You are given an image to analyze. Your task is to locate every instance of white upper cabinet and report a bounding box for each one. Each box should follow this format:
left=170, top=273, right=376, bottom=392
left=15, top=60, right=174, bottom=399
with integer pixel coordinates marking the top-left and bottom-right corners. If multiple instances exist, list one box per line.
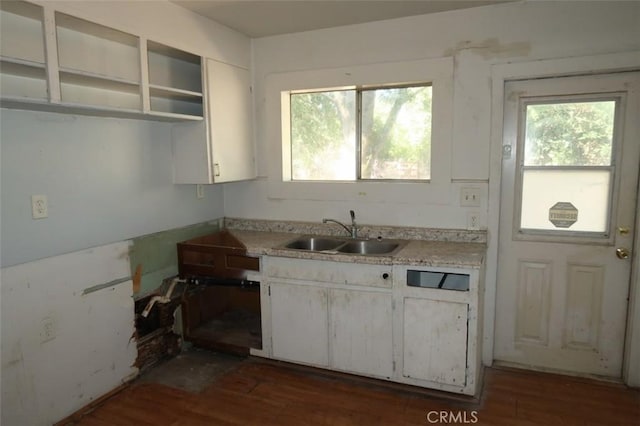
left=1, top=1, right=255, bottom=183
left=172, top=58, right=255, bottom=184
left=146, top=41, right=203, bottom=120
left=206, top=58, right=254, bottom=183
left=55, top=12, right=141, bottom=112
left=0, top=1, right=47, bottom=102
left=0, top=2, right=209, bottom=122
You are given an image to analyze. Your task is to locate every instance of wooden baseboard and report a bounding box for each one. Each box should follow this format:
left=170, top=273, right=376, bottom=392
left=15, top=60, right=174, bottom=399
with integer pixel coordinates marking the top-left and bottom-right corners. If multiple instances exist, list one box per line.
left=53, top=382, right=131, bottom=426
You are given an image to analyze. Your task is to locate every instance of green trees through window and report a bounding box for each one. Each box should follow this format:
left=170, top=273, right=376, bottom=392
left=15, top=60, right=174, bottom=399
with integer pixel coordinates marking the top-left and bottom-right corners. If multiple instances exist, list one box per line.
left=290, top=85, right=432, bottom=181
left=524, top=101, right=615, bottom=167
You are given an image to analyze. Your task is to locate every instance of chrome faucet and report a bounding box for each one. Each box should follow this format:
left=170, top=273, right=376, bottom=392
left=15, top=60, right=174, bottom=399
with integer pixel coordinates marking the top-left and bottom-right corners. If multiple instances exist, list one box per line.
left=323, top=210, right=358, bottom=239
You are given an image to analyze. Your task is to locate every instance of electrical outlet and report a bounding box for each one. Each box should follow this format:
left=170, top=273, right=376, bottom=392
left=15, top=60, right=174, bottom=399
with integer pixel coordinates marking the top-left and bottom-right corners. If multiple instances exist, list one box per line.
left=31, top=195, right=48, bottom=219
left=40, top=317, right=55, bottom=343
left=196, top=184, right=204, bottom=199
left=467, top=212, right=480, bottom=230
left=460, top=187, right=481, bottom=207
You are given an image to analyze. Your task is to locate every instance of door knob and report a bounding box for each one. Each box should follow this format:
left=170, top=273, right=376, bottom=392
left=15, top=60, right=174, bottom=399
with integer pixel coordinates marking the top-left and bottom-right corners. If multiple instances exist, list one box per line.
left=616, top=248, right=630, bottom=259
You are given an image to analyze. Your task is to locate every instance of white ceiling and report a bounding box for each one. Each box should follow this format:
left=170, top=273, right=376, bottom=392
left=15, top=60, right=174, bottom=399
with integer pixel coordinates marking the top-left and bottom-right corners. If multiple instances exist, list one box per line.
left=170, top=0, right=511, bottom=38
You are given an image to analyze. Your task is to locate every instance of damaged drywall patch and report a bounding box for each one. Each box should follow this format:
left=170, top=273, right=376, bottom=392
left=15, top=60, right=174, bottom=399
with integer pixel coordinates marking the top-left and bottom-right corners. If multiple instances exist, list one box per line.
left=444, top=38, right=531, bottom=59
left=128, top=220, right=221, bottom=296
left=133, top=279, right=185, bottom=372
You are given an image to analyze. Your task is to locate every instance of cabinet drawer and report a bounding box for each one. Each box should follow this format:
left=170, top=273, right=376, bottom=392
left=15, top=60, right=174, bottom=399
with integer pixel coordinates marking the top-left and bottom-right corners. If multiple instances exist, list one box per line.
left=265, top=257, right=392, bottom=288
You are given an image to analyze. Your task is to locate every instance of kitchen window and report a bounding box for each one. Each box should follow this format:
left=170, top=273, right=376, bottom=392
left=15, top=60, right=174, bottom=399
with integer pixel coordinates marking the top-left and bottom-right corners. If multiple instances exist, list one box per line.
left=287, top=84, right=432, bottom=181
left=268, top=57, right=453, bottom=202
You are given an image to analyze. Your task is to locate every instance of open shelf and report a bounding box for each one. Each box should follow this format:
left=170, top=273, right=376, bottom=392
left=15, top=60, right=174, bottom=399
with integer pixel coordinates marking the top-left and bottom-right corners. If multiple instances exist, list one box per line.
left=149, top=84, right=203, bottom=101
left=0, top=1, right=47, bottom=102
left=149, top=94, right=203, bottom=117
left=56, top=12, right=140, bottom=84
left=1, top=4, right=209, bottom=122
left=147, top=41, right=203, bottom=118
left=147, top=41, right=202, bottom=92
left=55, top=12, right=142, bottom=111
left=149, top=84, right=203, bottom=116
left=0, top=58, right=47, bottom=101
left=146, top=110, right=204, bottom=122
left=0, top=1, right=45, bottom=64
left=60, top=69, right=141, bottom=111
left=59, top=67, right=140, bottom=92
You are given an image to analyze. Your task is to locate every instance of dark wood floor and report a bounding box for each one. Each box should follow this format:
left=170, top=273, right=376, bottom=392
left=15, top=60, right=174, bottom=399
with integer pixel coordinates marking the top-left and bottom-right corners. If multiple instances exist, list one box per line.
left=67, top=356, right=639, bottom=425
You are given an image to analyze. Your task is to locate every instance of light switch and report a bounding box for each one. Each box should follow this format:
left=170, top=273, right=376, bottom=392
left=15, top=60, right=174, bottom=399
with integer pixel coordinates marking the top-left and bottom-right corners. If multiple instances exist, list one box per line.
left=460, top=188, right=481, bottom=207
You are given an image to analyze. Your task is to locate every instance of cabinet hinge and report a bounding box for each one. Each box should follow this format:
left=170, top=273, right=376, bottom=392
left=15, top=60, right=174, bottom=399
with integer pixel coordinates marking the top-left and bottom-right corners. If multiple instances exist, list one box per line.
left=393, top=360, right=396, bottom=372
left=268, top=285, right=271, bottom=296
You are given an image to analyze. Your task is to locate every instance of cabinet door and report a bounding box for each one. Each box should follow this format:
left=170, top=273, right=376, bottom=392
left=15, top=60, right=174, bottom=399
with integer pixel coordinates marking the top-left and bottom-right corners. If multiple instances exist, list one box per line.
left=206, top=58, right=255, bottom=183
left=330, top=289, right=393, bottom=379
left=270, top=282, right=329, bottom=367
left=403, top=298, right=467, bottom=386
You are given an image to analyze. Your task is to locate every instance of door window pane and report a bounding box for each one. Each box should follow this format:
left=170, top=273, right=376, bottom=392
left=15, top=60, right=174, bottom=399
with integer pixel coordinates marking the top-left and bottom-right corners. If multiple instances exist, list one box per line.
left=524, top=101, right=615, bottom=166
left=519, top=99, right=617, bottom=236
left=521, top=170, right=611, bottom=233
left=290, top=90, right=356, bottom=180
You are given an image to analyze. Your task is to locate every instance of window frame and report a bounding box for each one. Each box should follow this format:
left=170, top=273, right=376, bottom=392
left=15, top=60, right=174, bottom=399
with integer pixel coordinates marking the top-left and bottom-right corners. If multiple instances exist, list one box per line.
left=513, top=93, right=625, bottom=244
left=266, top=57, right=454, bottom=203
left=287, top=82, right=433, bottom=182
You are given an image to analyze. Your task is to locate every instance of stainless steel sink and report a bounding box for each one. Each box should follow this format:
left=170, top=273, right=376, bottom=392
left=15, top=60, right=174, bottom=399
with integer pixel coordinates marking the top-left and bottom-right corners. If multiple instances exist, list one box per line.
left=280, top=236, right=405, bottom=256
left=336, top=240, right=400, bottom=255
left=284, top=237, right=344, bottom=251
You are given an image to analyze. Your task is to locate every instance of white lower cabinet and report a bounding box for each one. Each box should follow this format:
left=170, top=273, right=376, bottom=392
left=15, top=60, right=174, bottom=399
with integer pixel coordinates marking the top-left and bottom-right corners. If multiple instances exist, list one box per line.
left=330, top=289, right=393, bottom=379
left=402, top=298, right=468, bottom=386
left=393, top=264, right=483, bottom=395
left=270, top=282, right=329, bottom=367
left=263, top=256, right=483, bottom=396
left=265, top=257, right=393, bottom=378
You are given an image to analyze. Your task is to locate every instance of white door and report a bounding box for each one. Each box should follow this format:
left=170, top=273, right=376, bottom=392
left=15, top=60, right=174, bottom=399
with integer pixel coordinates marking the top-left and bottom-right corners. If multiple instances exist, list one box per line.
left=494, top=73, right=639, bottom=378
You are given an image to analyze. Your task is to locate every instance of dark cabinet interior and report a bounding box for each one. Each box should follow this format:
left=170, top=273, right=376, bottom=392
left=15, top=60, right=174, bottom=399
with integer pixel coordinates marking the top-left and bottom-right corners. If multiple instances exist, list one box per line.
left=177, top=230, right=261, bottom=356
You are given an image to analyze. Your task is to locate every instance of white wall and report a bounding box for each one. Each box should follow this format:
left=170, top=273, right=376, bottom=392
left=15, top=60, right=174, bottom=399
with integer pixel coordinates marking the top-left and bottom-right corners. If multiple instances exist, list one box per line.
left=0, top=109, right=224, bottom=267
left=223, top=0, right=640, bottom=385
left=1, top=0, right=252, bottom=268
left=1, top=242, right=137, bottom=426
left=1, top=2, right=251, bottom=424
left=224, top=0, right=640, bottom=229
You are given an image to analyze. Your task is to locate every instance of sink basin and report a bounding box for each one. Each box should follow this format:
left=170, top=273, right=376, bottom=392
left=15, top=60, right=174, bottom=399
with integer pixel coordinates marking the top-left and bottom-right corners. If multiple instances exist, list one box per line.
left=284, top=237, right=344, bottom=251
left=280, top=236, right=406, bottom=256
left=336, top=240, right=400, bottom=255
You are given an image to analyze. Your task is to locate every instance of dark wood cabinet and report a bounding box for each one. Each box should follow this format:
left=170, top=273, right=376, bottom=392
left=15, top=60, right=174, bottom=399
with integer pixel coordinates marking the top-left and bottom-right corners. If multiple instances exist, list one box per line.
left=177, top=230, right=261, bottom=356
